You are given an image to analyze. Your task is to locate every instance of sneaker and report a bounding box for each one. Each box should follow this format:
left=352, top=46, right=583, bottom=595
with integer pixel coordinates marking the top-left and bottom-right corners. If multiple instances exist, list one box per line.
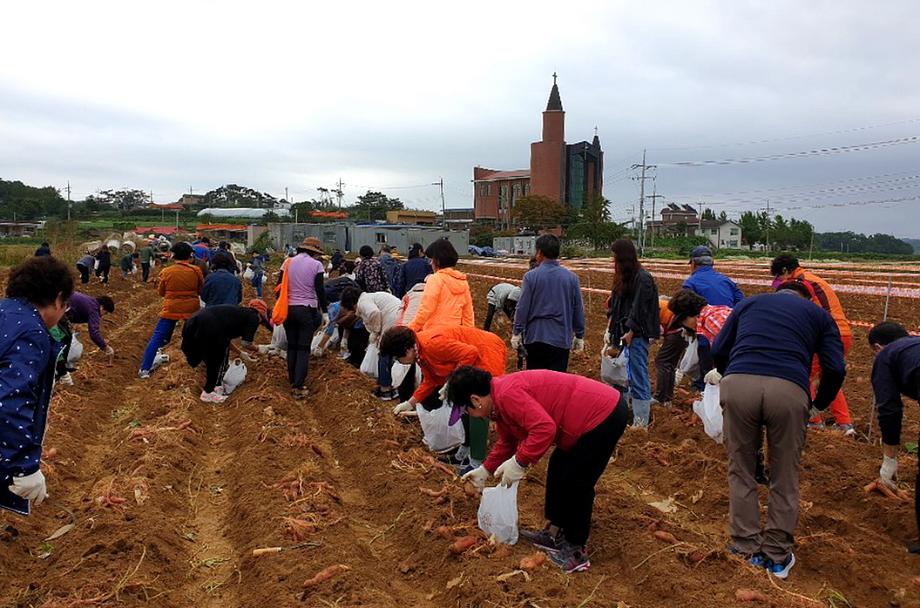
left=836, top=424, right=856, bottom=437
left=291, top=388, right=307, bottom=401
left=764, top=553, right=795, bottom=579
left=214, top=386, right=225, bottom=395
left=138, top=370, right=151, bottom=379
left=200, top=390, right=227, bottom=404
left=520, top=528, right=563, bottom=553
left=456, top=462, right=475, bottom=477
left=373, top=388, right=399, bottom=401
left=57, top=372, right=74, bottom=386
left=548, top=541, right=590, bottom=573
left=807, top=420, right=825, bottom=430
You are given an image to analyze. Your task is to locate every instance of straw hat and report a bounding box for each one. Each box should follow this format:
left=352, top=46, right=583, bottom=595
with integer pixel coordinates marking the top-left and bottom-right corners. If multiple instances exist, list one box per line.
left=300, top=236, right=324, bottom=255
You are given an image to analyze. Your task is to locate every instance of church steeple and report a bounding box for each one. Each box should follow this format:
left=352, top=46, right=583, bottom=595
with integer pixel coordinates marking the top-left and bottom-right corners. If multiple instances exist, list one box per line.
left=546, top=72, right=563, bottom=112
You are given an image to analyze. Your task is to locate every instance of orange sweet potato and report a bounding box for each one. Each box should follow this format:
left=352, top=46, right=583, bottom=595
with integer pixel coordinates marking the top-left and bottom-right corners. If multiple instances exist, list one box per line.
left=303, top=564, right=350, bottom=588
left=450, top=536, right=478, bottom=554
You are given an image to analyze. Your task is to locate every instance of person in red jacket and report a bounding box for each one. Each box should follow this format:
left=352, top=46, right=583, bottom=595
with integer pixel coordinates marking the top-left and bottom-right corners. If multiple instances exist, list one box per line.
left=451, top=367, right=627, bottom=573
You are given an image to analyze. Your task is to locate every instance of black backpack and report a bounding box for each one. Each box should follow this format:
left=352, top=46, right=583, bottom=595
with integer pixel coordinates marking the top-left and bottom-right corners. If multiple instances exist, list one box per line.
left=325, top=276, right=359, bottom=303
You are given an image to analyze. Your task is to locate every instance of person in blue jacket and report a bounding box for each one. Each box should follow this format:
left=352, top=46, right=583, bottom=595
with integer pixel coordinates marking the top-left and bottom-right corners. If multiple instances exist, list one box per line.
left=0, top=256, right=74, bottom=510
left=201, top=254, right=243, bottom=307
left=393, top=243, right=432, bottom=298
left=683, top=245, right=743, bottom=307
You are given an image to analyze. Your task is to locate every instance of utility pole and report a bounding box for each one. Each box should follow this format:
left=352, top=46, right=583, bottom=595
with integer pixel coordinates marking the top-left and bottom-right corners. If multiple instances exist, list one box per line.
left=647, top=180, right=664, bottom=249
left=335, top=178, right=345, bottom=210
left=630, top=149, right=656, bottom=253
left=432, top=177, right=445, bottom=225
left=66, top=181, right=71, bottom=221
left=763, top=199, right=771, bottom=252
left=285, top=187, right=289, bottom=203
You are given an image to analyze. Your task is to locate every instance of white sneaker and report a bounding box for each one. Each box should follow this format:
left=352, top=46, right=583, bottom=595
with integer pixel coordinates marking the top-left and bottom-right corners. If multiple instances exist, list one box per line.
left=200, top=390, right=227, bottom=404
left=139, top=369, right=151, bottom=379
left=58, top=372, right=74, bottom=386
left=339, top=351, right=351, bottom=360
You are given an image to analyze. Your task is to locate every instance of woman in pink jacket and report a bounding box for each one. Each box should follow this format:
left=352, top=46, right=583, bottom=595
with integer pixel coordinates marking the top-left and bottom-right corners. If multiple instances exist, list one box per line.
left=451, top=367, right=627, bottom=574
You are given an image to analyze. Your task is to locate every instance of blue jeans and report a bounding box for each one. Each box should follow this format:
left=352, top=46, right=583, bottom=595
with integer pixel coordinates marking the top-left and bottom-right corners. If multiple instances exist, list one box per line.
left=378, top=354, right=393, bottom=388
left=251, top=271, right=263, bottom=298
left=627, top=337, right=651, bottom=401
left=141, top=318, right=177, bottom=371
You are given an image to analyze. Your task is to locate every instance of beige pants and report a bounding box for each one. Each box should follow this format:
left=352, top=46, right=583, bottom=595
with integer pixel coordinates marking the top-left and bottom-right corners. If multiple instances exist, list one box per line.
left=721, top=373, right=809, bottom=563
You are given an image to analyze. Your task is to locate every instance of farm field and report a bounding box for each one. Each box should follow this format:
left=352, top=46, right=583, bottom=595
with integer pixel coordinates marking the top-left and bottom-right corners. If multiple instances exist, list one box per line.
left=0, top=256, right=917, bottom=608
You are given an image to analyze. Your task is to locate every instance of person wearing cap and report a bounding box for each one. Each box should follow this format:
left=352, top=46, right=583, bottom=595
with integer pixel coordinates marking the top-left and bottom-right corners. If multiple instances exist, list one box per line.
left=452, top=366, right=627, bottom=573
left=770, top=254, right=854, bottom=435
left=201, top=253, right=243, bottom=307
left=710, top=282, right=845, bottom=579
left=393, top=243, right=432, bottom=298
left=683, top=245, right=744, bottom=307
left=139, top=242, right=204, bottom=378
left=181, top=300, right=270, bottom=403
left=483, top=282, right=522, bottom=332
left=138, top=240, right=155, bottom=283
left=272, top=237, right=328, bottom=399
left=354, top=245, right=390, bottom=293
left=382, top=325, right=507, bottom=473
left=867, top=321, right=920, bottom=554
left=512, top=235, right=585, bottom=372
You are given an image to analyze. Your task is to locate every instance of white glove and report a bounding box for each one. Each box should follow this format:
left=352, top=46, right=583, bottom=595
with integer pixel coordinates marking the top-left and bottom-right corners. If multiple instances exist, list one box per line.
left=461, top=465, right=490, bottom=489
left=510, top=334, right=522, bottom=351
left=438, top=384, right=449, bottom=402
left=393, top=400, right=414, bottom=416
left=104, top=345, right=115, bottom=356
left=369, top=332, right=379, bottom=346
left=880, top=455, right=898, bottom=489
left=322, top=313, right=330, bottom=326
left=9, top=470, right=47, bottom=505
left=494, top=456, right=526, bottom=487
left=572, top=337, right=585, bottom=352
left=703, top=369, right=722, bottom=385
left=603, top=330, right=611, bottom=346
left=311, top=346, right=325, bottom=357
left=240, top=351, right=258, bottom=364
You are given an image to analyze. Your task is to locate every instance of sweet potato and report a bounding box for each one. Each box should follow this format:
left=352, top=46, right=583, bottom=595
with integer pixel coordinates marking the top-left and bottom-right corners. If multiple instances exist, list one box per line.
left=519, top=552, right=547, bottom=570
left=491, top=545, right=512, bottom=559
left=864, top=479, right=909, bottom=501
left=735, top=588, right=768, bottom=602
left=653, top=530, right=678, bottom=544
left=419, top=485, right=449, bottom=498
left=435, top=525, right=453, bottom=540
left=303, top=564, right=350, bottom=588
left=450, top=536, right=478, bottom=554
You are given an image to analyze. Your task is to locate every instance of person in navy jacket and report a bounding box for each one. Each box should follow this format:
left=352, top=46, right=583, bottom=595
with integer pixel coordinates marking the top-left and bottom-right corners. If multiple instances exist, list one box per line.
left=0, top=256, right=74, bottom=509
left=683, top=245, right=743, bottom=307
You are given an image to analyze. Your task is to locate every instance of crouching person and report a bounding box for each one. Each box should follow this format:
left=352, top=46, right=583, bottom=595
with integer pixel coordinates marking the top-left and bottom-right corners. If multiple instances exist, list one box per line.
left=181, top=300, right=270, bottom=403
left=381, top=325, right=507, bottom=473
left=1, top=256, right=74, bottom=511
left=452, top=367, right=628, bottom=573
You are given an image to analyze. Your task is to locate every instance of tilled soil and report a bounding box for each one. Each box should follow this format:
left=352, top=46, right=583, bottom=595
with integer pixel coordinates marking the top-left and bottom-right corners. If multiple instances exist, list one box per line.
left=0, top=260, right=918, bottom=608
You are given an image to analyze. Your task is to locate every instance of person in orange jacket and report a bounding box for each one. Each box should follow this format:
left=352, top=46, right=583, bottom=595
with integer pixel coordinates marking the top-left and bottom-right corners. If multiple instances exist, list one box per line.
left=139, top=242, right=204, bottom=378
left=407, top=239, right=474, bottom=332
left=770, top=255, right=854, bottom=435
left=381, top=324, right=506, bottom=472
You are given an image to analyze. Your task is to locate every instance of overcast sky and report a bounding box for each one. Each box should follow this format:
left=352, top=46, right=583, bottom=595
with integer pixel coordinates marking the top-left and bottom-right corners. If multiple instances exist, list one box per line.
left=2, top=1, right=919, bottom=235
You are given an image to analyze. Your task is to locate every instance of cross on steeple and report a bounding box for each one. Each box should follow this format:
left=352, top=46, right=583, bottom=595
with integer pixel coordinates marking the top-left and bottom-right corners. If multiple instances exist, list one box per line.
left=552, top=71, right=557, bottom=85
left=594, top=125, right=598, bottom=136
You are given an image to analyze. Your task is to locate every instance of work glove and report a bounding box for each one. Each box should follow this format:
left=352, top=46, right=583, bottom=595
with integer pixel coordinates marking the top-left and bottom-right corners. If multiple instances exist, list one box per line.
left=703, top=369, right=722, bottom=385
left=880, top=455, right=899, bottom=490
left=322, top=313, right=330, bottom=326
left=311, top=346, right=325, bottom=358
left=104, top=345, right=115, bottom=356
left=461, top=465, right=490, bottom=490
left=510, top=334, right=522, bottom=351
left=494, top=456, right=526, bottom=488
left=9, top=470, right=47, bottom=505
left=369, top=332, right=379, bottom=346
left=603, top=330, right=611, bottom=346
left=393, top=400, right=414, bottom=416
left=572, top=337, right=585, bottom=352
left=438, top=384, right=449, bottom=403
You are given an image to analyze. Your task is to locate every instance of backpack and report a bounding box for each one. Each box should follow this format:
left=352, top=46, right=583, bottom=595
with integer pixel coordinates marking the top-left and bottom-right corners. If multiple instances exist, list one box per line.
left=325, top=276, right=359, bottom=303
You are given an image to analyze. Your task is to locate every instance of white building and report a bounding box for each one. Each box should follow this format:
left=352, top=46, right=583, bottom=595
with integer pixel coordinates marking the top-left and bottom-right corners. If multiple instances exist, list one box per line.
left=696, top=220, right=742, bottom=249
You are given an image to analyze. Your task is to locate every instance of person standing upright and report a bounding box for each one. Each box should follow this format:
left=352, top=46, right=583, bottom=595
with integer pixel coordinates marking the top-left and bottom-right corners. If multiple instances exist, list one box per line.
left=710, top=284, right=845, bottom=579
left=605, top=239, right=659, bottom=427
left=354, top=245, right=390, bottom=293
left=683, top=245, right=743, bottom=307
left=201, top=255, right=243, bottom=307
left=408, top=239, right=474, bottom=332
left=138, top=240, right=155, bottom=283
left=95, top=244, right=112, bottom=285
left=378, top=245, right=402, bottom=293
left=770, top=255, right=854, bottom=435
left=512, top=235, right=585, bottom=372
left=393, top=243, right=432, bottom=298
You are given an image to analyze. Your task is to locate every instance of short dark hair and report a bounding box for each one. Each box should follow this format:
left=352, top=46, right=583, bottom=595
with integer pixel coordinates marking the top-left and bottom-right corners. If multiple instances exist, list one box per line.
left=770, top=254, right=799, bottom=277
left=409, top=243, right=424, bottom=258
left=201, top=237, right=211, bottom=244
left=668, top=289, right=707, bottom=319
left=210, top=250, right=236, bottom=271
left=868, top=321, right=909, bottom=347
left=96, top=295, right=115, bottom=313
left=359, top=245, right=374, bottom=259
left=342, top=260, right=356, bottom=274
left=6, top=256, right=74, bottom=307
left=535, top=234, right=560, bottom=259
left=425, top=239, right=459, bottom=268
left=776, top=280, right=812, bottom=299
left=171, top=242, right=193, bottom=260
left=340, top=287, right=361, bottom=310
left=528, top=256, right=538, bottom=269
left=219, top=241, right=229, bottom=250
left=446, top=366, right=493, bottom=409
left=379, top=326, right=417, bottom=358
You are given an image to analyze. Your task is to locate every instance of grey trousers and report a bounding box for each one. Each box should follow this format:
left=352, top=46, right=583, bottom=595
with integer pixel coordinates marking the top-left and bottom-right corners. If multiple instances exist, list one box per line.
left=721, top=373, right=809, bottom=563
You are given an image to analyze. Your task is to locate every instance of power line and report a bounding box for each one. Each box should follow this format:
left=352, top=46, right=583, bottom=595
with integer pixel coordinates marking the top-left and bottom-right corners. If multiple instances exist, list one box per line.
left=666, top=169, right=920, bottom=199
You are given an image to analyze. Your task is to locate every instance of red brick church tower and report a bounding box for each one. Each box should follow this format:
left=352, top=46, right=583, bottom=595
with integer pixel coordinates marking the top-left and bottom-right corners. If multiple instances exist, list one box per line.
left=529, top=72, right=566, bottom=203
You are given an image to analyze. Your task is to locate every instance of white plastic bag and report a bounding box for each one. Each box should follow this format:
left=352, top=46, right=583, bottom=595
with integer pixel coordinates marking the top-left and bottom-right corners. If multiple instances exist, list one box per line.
left=67, top=333, right=84, bottom=366
left=360, top=344, right=379, bottom=378
left=477, top=483, right=519, bottom=545
left=600, top=346, right=629, bottom=387
left=221, top=358, right=247, bottom=395
left=243, top=265, right=254, bottom=280
left=416, top=403, right=465, bottom=453
left=692, top=383, right=723, bottom=443
left=678, top=337, right=699, bottom=378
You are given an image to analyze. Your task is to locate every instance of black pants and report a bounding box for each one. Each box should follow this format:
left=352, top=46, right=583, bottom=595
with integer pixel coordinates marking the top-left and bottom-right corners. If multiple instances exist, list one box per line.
left=97, top=265, right=110, bottom=284
left=525, top=341, right=569, bottom=372
left=544, top=399, right=628, bottom=546
left=283, top=305, right=321, bottom=389
left=56, top=318, right=74, bottom=378
left=397, top=363, right=418, bottom=402
left=654, top=332, right=686, bottom=403
left=346, top=325, right=369, bottom=369
left=202, top=344, right=230, bottom=393
left=141, top=262, right=151, bottom=282
left=77, top=263, right=90, bottom=284
left=483, top=302, right=517, bottom=332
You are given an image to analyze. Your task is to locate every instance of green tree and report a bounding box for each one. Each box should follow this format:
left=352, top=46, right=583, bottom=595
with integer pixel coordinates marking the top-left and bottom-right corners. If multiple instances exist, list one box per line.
left=512, top=195, right=568, bottom=230
left=701, top=208, right=717, bottom=221
left=346, top=191, right=404, bottom=221
left=738, top=211, right=763, bottom=249
left=85, top=189, right=151, bottom=212
left=0, top=179, right=67, bottom=219
left=203, top=184, right=278, bottom=208
left=566, top=195, right=625, bottom=250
